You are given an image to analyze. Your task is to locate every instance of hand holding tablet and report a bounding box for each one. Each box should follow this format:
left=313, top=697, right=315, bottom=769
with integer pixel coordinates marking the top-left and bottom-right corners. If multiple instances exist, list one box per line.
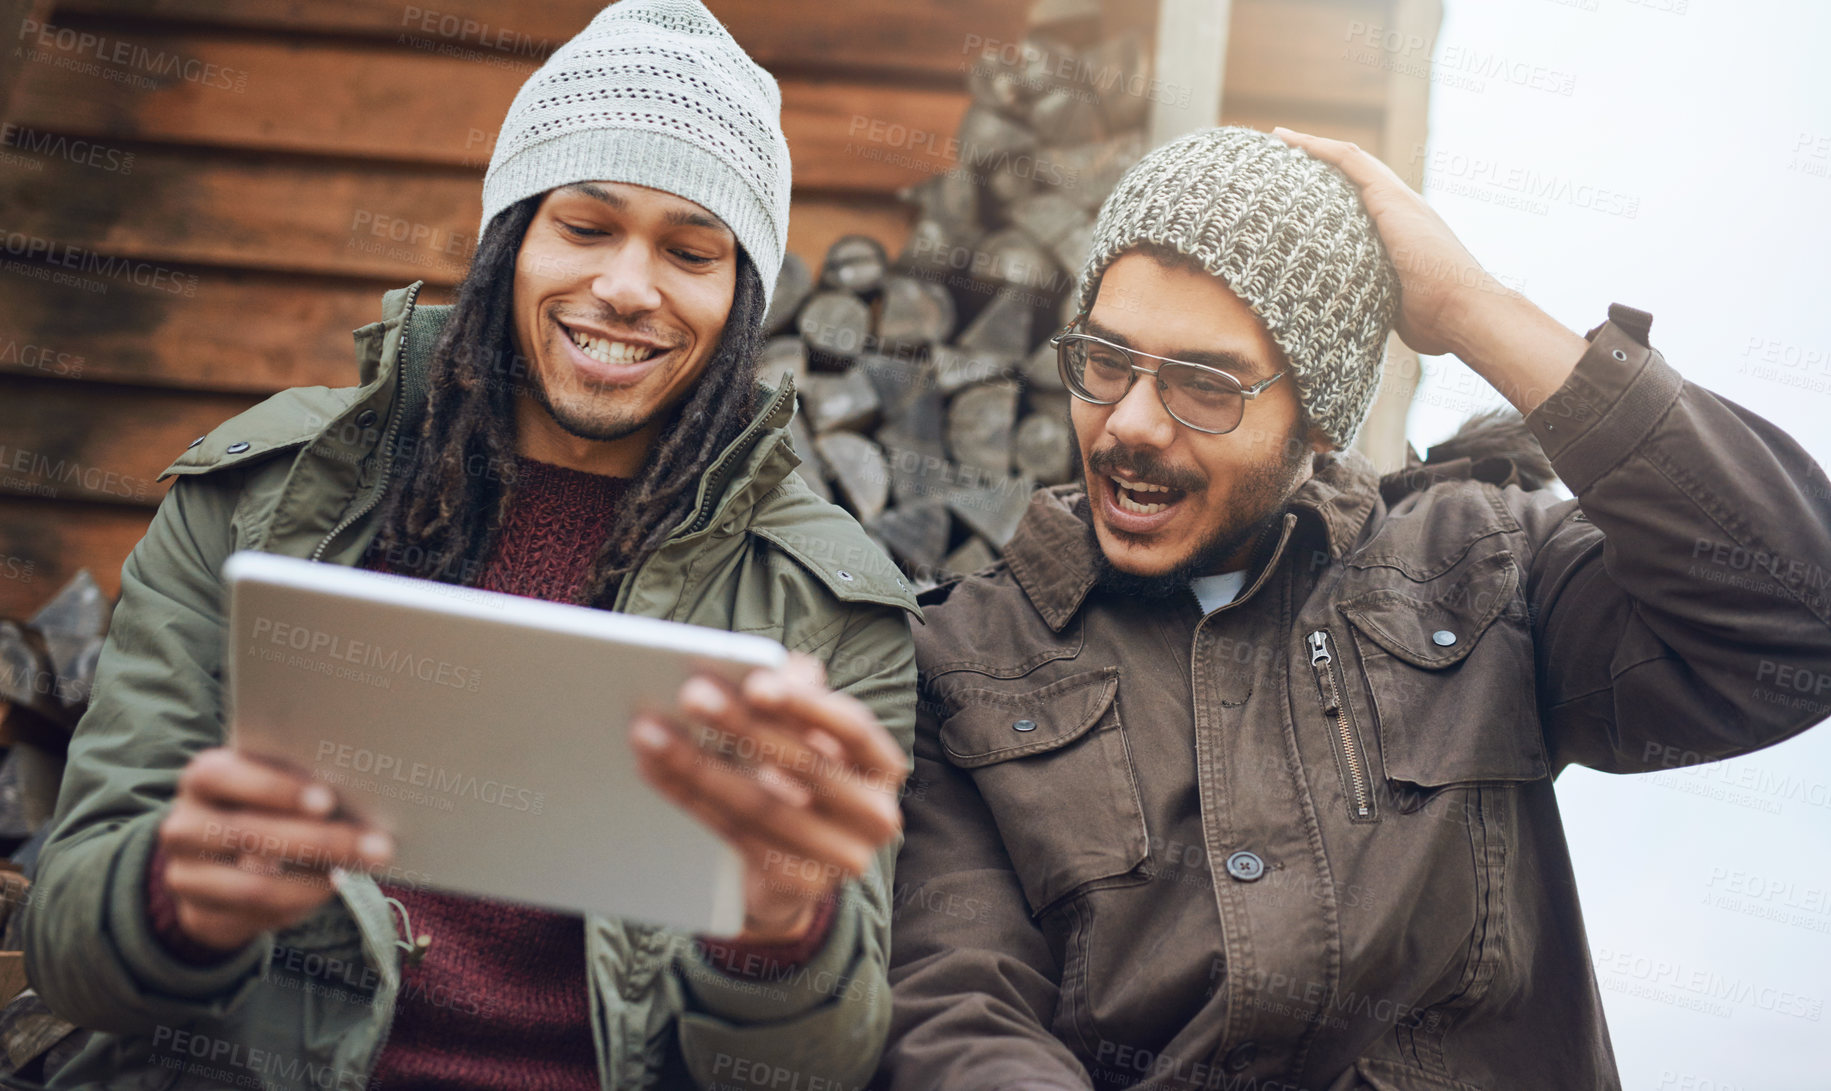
left=224, top=551, right=786, bottom=933
left=631, top=651, right=909, bottom=943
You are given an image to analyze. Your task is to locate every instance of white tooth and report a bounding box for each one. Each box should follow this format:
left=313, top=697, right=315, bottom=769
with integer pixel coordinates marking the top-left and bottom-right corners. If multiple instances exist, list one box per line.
left=1115, top=490, right=1166, bottom=516
left=1112, top=475, right=1171, bottom=495
left=581, top=336, right=655, bottom=366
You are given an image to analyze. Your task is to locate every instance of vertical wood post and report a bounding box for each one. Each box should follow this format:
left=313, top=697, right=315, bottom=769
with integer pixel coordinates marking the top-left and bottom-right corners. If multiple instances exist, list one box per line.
left=1148, top=0, right=1230, bottom=146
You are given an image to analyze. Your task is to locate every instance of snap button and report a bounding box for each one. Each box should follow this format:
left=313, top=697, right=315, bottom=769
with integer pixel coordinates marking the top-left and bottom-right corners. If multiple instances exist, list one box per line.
left=225, top=441, right=250, bottom=454
left=1431, top=629, right=1457, bottom=646
left=1611, top=348, right=1627, bottom=361
left=186, top=436, right=204, bottom=449
left=356, top=408, right=378, bottom=428
left=1224, top=1041, right=1258, bottom=1072
left=836, top=569, right=854, bottom=581
left=1224, top=850, right=1264, bottom=882
left=1012, top=719, right=1037, bottom=733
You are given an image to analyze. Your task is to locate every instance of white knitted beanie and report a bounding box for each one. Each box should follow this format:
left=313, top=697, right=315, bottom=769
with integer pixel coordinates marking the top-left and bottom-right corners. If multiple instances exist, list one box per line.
left=1075, top=127, right=1399, bottom=449
left=480, top=0, right=792, bottom=308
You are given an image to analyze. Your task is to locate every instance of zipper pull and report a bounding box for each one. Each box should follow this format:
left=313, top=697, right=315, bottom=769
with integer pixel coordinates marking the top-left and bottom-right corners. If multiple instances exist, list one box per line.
left=1307, top=629, right=1340, bottom=714
left=385, top=895, right=434, bottom=968
left=1307, top=630, right=1331, bottom=665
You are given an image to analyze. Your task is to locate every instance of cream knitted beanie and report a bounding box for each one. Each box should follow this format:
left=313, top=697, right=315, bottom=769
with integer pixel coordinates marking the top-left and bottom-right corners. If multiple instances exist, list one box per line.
left=480, top=0, right=792, bottom=307
left=1076, top=127, right=1399, bottom=448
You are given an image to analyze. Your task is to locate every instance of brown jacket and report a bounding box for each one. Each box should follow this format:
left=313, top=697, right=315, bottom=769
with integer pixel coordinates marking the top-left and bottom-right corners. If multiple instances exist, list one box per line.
left=881, top=306, right=1831, bottom=1091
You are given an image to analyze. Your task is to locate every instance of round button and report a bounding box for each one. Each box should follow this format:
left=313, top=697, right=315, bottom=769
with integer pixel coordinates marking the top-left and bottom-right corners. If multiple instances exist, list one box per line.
left=186, top=436, right=204, bottom=449
left=1012, top=719, right=1037, bottom=733
left=1224, top=1041, right=1258, bottom=1072
left=1224, top=850, right=1264, bottom=882
left=356, top=408, right=378, bottom=428
left=1431, top=629, right=1457, bottom=646
left=225, top=441, right=250, bottom=454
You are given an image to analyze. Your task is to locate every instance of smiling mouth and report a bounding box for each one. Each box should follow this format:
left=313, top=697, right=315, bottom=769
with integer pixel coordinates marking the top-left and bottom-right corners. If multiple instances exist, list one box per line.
left=1110, top=475, right=1188, bottom=515
left=561, top=322, right=666, bottom=367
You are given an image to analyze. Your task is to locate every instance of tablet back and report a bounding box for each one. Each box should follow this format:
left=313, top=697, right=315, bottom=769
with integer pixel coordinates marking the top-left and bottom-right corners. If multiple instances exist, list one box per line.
left=223, top=551, right=777, bottom=933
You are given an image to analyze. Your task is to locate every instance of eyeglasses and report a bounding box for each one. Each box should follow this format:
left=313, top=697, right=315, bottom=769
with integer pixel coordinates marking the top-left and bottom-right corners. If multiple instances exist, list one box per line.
left=1050, top=328, right=1286, bottom=435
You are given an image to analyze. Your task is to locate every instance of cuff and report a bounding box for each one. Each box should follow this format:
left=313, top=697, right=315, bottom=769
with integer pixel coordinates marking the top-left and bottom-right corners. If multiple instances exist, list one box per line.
left=1525, top=302, right=1685, bottom=494
left=693, top=894, right=838, bottom=981
left=146, top=844, right=243, bottom=967
left=678, top=881, right=865, bottom=1025
left=109, top=814, right=269, bottom=1001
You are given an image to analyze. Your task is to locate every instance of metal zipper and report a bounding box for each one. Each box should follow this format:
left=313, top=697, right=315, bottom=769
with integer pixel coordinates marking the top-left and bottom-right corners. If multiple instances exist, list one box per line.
left=1308, top=629, right=1375, bottom=820
left=310, top=282, right=424, bottom=562
left=684, top=380, right=794, bottom=536
left=611, top=380, right=795, bottom=614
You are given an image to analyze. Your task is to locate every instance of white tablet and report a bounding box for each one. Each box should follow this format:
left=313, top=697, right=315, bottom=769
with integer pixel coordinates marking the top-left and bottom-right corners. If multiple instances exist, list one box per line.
left=223, top=550, right=787, bottom=934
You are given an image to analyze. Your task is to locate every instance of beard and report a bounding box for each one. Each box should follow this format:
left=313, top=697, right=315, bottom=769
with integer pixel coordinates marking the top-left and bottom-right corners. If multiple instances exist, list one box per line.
left=525, top=368, right=652, bottom=443
left=1087, top=421, right=1314, bottom=601
left=523, top=308, right=681, bottom=443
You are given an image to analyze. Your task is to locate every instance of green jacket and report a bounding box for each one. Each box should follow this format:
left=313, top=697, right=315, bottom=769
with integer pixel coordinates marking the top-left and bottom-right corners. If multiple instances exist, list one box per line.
left=22, top=283, right=920, bottom=1091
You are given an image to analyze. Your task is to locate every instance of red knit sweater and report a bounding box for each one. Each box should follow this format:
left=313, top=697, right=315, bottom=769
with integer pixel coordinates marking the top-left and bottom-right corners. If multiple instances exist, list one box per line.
left=368, top=456, right=624, bottom=1090
left=148, top=455, right=834, bottom=1089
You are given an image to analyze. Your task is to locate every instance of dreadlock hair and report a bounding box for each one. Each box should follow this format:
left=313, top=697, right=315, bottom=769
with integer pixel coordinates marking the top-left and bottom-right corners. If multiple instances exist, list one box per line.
left=365, top=193, right=766, bottom=608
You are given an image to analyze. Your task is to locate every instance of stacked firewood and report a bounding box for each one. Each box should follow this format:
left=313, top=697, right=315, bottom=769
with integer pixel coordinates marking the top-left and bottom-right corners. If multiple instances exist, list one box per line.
left=0, top=571, right=107, bottom=853
left=0, top=570, right=110, bottom=1075
left=762, top=0, right=1150, bottom=588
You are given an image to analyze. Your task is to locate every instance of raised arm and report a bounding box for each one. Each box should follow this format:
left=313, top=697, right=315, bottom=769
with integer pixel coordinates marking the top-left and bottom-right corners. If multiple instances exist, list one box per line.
left=1276, top=127, right=1831, bottom=774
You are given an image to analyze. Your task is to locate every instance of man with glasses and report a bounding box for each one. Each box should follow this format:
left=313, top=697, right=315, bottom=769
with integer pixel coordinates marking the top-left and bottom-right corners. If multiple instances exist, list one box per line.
left=876, top=126, right=1831, bottom=1089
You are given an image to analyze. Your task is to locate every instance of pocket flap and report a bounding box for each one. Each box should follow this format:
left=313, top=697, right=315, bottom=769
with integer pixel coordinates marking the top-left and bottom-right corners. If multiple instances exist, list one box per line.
left=941, top=668, right=1119, bottom=768
left=1337, top=551, right=1518, bottom=670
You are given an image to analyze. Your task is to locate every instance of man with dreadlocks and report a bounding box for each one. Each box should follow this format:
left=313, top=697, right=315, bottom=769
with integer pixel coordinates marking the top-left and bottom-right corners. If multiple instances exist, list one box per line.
left=22, top=2, right=918, bottom=1089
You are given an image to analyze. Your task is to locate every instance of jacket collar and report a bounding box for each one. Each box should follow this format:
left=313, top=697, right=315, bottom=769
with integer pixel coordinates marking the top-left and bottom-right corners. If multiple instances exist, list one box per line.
left=1285, top=448, right=1381, bottom=561
left=1004, top=450, right=1382, bottom=632
left=669, top=375, right=800, bottom=540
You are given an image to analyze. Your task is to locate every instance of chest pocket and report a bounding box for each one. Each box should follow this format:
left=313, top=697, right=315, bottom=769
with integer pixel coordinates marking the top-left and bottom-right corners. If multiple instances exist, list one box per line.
left=1337, top=545, right=1549, bottom=791
left=938, top=667, right=1147, bottom=915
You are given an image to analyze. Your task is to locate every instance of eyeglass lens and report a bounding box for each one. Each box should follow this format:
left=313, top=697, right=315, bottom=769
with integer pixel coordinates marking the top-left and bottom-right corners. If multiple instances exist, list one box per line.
left=1058, top=336, right=1246, bottom=433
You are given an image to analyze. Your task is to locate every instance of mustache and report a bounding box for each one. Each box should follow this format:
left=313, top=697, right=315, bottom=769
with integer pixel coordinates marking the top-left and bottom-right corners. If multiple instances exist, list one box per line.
left=1086, top=444, right=1205, bottom=494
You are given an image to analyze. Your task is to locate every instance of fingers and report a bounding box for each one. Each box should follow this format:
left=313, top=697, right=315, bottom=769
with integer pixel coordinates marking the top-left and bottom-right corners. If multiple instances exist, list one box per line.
left=156, top=747, right=398, bottom=951
left=738, top=668, right=909, bottom=783
left=1271, top=126, right=1412, bottom=196
left=631, top=717, right=880, bottom=879
left=678, top=677, right=821, bottom=805
left=782, top=650, right=827, bottom=688
left=163, top=853, right=340, bottom=937
left=178, top=748, right=334, bottom=818
left=682, top=674, right=902, bottom=838
left=160, top=798, right=392, bottom=874
left=633, top=663, right=912, bottom=926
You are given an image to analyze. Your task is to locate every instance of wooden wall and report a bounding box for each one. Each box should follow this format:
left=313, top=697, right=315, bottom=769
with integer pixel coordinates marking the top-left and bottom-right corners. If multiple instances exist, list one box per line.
left=0, top=0, right=1428, bottom=616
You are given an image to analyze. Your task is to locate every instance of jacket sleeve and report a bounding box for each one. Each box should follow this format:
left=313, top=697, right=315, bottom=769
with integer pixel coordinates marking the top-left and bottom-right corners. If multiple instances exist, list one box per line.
left=1517, top=304, right=1831, bottom=774
left=674, top=603, right=917, bottom=1091
left=876, top=679, right=1092, bottom=1091
left=22, top=470, right=273, bottom=1034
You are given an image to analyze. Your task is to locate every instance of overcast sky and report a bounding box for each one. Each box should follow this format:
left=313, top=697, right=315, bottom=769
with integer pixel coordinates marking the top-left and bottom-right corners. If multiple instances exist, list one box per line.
left=1405, top=2, right=1831, bottom=1085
